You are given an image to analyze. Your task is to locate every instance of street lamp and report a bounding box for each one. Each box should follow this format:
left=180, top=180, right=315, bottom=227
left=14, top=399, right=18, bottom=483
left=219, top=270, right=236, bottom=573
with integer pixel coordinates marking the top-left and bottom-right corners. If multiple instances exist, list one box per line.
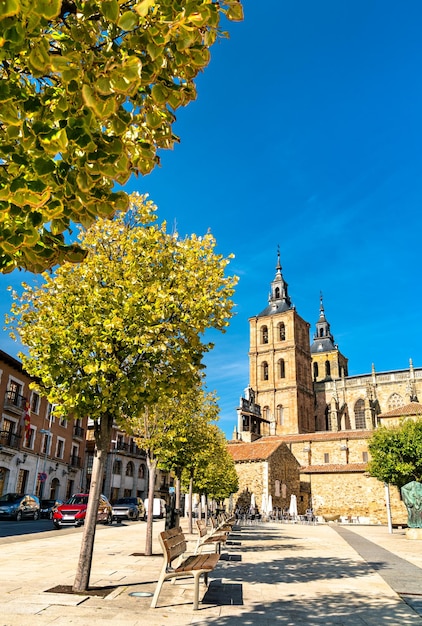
left=39, top=429, right=51, bottom=500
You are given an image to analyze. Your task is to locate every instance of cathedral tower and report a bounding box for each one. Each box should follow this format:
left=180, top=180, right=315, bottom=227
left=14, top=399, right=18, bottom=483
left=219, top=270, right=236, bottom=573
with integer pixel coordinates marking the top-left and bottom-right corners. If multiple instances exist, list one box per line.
left=248, top=252, right=315, bottom=435
left=310, top=295, right=348, bottom=382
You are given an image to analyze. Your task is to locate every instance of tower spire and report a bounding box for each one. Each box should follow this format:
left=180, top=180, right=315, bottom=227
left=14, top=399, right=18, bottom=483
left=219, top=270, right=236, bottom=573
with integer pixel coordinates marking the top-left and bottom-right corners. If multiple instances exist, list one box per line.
left=257, top=249, right=293, bottom=316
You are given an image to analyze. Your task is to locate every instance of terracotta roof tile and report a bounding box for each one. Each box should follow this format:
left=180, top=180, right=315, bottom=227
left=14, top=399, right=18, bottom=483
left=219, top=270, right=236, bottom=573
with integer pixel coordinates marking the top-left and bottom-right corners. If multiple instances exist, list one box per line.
left=378, top=401, right=422, bottom=419
left=227, top=439, right=286, bottom=462
left=300, top=463, right=368, bottom=474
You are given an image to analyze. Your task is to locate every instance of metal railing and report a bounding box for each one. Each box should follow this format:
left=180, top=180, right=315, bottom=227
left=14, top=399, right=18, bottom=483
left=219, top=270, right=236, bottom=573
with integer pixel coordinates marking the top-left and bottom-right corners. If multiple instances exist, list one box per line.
left=0, top=429, right=21, bottom=450
left=4, top=389, right=27, bottom=413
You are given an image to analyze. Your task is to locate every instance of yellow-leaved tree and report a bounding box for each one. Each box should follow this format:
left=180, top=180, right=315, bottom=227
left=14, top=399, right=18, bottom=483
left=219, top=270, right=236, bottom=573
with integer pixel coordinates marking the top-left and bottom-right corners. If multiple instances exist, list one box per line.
left=0, top=0, right=243, bottom=273
left=7, top=193, right=237, bottom=592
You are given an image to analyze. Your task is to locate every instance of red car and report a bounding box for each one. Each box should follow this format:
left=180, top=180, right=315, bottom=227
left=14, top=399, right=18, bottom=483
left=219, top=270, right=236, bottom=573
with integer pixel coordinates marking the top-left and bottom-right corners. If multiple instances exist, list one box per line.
left=53, top=493, right=113, bottom=528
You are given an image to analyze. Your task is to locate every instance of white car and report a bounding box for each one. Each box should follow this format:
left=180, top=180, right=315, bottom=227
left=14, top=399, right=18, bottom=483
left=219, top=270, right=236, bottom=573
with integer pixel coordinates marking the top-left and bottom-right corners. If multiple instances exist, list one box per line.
left=144, top=497, right=166, bottom=519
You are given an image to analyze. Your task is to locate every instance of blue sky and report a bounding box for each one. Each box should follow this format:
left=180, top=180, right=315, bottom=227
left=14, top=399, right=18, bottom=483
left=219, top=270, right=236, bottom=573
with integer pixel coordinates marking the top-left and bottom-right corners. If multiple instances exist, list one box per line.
left=1, top=0, right=422, bottom=438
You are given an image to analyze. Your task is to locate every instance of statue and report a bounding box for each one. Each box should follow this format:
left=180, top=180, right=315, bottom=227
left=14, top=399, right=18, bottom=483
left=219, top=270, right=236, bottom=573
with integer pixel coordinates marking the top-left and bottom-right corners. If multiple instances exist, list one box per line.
left=401, top=481, right=422, bottom=528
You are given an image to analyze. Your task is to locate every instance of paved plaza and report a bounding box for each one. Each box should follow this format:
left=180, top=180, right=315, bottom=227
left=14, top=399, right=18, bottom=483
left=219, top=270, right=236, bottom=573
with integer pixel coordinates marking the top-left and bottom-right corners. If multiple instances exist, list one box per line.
left=1, top=518, right=422, bottom=625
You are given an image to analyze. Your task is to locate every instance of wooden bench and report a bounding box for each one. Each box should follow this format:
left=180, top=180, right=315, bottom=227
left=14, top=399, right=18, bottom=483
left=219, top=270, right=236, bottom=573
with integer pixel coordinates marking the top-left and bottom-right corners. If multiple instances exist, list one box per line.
left=151, top=526, right=220, bottom=611
left=210, top=513, right=235, bottom=533
left=195, top=519, right=228, bottom=554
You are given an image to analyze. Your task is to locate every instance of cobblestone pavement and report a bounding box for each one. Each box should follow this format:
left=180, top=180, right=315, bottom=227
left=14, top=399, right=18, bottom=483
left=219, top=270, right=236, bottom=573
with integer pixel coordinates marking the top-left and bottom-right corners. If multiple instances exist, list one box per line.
left=1, top=518, right=422, bottom=625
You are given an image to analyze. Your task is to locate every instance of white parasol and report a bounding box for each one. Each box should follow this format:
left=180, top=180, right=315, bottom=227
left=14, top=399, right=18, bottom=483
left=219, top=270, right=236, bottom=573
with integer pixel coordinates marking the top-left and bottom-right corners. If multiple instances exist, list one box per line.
left=288, top=494, right=298, bottom=519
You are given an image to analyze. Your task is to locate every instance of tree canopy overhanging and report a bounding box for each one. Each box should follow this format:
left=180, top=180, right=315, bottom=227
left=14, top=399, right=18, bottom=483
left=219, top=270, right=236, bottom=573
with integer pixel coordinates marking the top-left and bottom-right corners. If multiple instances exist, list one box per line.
left=0, top=0, right=243, bottom=273
left=367, top=419, right=422, bottom=490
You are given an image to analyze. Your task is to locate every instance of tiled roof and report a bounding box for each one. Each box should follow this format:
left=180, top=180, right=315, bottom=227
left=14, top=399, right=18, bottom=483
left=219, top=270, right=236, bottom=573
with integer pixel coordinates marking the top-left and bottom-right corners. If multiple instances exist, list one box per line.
left=378, top=402, right=422, bottom=419
left=300, top=463, right=368, bottom=474
left=229, top=431, right=372, bottom=447
left=227, top=439, right=286, bottom=462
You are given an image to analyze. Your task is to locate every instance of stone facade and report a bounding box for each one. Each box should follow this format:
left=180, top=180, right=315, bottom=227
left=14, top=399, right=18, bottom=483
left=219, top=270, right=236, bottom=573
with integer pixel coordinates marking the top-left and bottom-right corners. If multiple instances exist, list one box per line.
left=230, top=257, right=418, bottom=525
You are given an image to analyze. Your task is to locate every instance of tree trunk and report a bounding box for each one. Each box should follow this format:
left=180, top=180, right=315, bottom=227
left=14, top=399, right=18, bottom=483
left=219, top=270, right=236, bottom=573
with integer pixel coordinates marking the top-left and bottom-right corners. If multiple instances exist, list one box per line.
left=175, top=473, right=181, bottom=511
left=145, top=452, right=157, bottom=556
left=188, top=475, right=193, bottom=534
left=73, top=416, right=112, bottom=592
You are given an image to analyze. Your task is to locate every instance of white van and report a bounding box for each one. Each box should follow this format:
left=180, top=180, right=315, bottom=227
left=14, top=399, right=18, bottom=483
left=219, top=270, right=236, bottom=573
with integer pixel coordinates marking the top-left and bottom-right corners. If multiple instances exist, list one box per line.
left=144, top=498, right=166, bottom=519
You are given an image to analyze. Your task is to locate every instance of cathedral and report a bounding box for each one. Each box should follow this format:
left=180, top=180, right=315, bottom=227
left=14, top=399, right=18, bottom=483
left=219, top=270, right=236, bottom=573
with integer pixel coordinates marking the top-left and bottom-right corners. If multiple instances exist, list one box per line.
left=228, top=254, right=422, bottom=524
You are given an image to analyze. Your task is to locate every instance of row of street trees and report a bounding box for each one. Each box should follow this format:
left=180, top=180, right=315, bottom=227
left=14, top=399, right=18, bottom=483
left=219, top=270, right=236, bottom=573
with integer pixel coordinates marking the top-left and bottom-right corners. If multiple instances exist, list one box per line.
left=1, top=0, right=243, bottom=594
left=7, top=194, right=239, bottom=591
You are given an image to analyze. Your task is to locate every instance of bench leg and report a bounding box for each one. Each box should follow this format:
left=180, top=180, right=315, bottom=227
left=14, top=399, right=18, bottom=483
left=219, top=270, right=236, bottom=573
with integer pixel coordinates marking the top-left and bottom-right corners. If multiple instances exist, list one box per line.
left=193, top=572, right=202, bottom=611
left=150, top=573, right=166, bottom=609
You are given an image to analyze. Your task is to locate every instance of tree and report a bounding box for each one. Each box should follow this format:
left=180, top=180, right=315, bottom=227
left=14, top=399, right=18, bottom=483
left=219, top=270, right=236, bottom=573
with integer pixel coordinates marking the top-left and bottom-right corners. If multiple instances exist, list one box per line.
left=0, top=0, right=243, bottom=273
left=127, top=384, right=219, bottom=554
left=181, top=423, right=238, bottom=528
left=367, top=419, right=422, bottom=490
left=7, top=193, right=237, bottom=590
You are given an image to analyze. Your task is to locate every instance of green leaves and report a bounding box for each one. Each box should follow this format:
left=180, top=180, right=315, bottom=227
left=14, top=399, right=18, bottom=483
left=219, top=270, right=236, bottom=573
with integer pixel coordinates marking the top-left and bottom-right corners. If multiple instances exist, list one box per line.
left=368, top=419, right=422, bottom=489
left=0, top=0, right=243, bottom=273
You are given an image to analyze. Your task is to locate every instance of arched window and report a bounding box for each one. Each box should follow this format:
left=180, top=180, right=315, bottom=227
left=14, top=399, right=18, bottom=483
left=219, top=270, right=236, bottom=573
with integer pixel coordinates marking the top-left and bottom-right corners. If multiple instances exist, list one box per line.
left=354, top=399, right=366, bottom=429
left=325, top=360, right=331, bottom=377
left=113, top=459, right=122, bottom=475
left=261, top=325, right=268, bottom=344
left=276, top=404, right=283, bottom=425
left=388, top=393, right=404, bottom=410
left=262, top=361, right=269, bottom=380
left=125, top=461, right=134, bottom=477
left=275, top=287, right=280, bottom=299
left=138, top=464, right=146, bottom=479
left=279, top=322, right=286, bottom=341
left=278, top=359, right=285, bottom=378
left=319, top=328, right=324, bottom=337
left=313, top=362, right=319, bottom=380
left=263, top=406, right=270, bottom=420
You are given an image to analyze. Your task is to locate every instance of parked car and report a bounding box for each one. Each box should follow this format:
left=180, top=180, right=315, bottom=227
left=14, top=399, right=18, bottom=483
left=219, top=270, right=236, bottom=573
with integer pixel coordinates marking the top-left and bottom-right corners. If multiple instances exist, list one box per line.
left=40, top=498, right=63, bottom=519
left=0, top=493, right=40, bottom=521
left=112, top=497, right=145, bottom=522
left=52, top=493, right=112, bottom=528
left=144, top=497, right=166, bottom=519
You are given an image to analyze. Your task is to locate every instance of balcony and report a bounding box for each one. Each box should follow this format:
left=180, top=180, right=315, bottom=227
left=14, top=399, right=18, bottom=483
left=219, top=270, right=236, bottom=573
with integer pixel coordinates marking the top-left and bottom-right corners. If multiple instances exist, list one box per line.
left=69, top=454, right=81, bottom=468
left=4, top=389, right=27, bottom=415
left=0, top=429, right=21, bottom=450
left=73, top=425, right=85, bottom=439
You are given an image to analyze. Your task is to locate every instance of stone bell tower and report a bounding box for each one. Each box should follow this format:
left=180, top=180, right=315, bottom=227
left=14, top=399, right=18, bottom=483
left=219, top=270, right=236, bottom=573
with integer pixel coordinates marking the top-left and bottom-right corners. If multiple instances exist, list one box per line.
left=248, top=251, right=315, bottom=435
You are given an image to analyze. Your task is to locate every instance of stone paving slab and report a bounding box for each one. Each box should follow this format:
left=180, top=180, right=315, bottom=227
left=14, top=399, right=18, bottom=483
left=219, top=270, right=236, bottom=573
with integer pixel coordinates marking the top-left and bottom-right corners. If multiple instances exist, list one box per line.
left=1, top=520, right=422, bottom=625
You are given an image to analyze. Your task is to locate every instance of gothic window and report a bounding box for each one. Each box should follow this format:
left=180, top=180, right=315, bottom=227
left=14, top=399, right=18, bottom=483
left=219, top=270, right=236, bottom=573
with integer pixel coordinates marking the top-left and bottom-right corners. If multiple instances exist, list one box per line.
left=325, top=360, right=331, bottom=377
left=126, top=461, right=134, bottom=477
left=388, top=393, right=404, bottom=410
left=313, top=362, right=319, bottom=380
left=261, top=325, right=269, bottom=344
left=354, top=399, right=366, bottom=429
left=279, top=322, right=286, bottom=341
left=278, top=359, right=285, bottom=378
left=262, top=361, right=269, bottom=381
left=276, top=404, right=283, bottom=425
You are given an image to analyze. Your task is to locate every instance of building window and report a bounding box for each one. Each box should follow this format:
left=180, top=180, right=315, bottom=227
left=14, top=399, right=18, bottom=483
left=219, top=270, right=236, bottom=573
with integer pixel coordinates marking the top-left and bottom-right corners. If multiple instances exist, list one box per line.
left=138, top=464, right=146, bottom=479
left=325, top=360, right=331, bottom=377
left=354, top=399, right=366, bottom=429
left=113, top=459, right=122, bottom=475
left=279, top=322, right=286, bottom=341
left=56, top=438, right=65, bottom=459
left=388, top=393, right=404, bottom=410
left=276, top=405, right=283, bottom=425
left=261, top=325, right=269, bottom=344
left=313, top=362, right=319, bottom=380
left=278, top=359, right=285, bottom=378
left=275, top=480, right=280, bottom=497
left=126, top=461, right=134, bottom=477
left=275, top=287, right=280, bottom=299
left=263, top=406, right=270, bottom=420
left=362, top=451, right=368, bottom=463
left=24, top=427, right=35, bottom=449
left=30, top=393, right=40, bottom=414
left=324, top=453, right=329, bottom=464
left=46, top=403, right=56, bottom=423
left=59, top=416, right=67, bottom=427
left=262, top=361, right=269, bottom=381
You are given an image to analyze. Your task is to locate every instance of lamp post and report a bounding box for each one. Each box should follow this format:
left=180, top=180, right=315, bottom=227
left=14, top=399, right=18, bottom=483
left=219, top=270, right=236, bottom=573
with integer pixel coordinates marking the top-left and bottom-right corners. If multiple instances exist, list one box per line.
left=39, top=429, right=51, bottom=500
